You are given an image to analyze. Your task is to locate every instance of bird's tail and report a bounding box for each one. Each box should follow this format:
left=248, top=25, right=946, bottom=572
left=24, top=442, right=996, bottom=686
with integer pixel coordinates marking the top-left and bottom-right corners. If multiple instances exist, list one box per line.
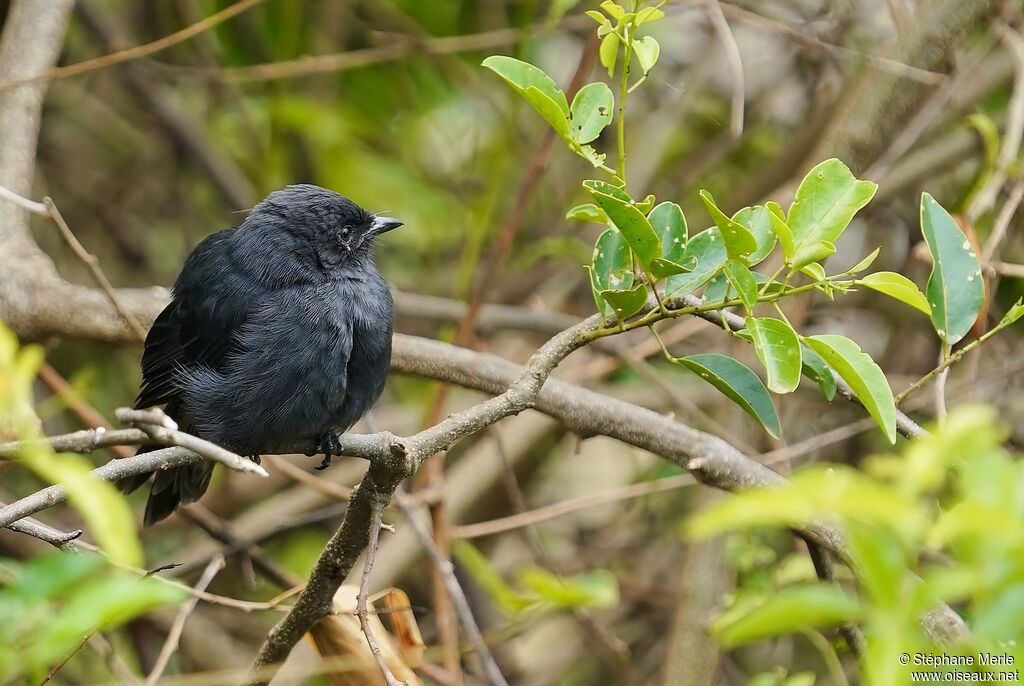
left=118, top=405, right=216, bottom=526
left=120, top=448, right=215, bottom=526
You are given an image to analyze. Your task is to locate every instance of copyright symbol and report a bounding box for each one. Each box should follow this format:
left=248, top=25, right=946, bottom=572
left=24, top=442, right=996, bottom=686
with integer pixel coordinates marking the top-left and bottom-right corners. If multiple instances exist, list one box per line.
left=900, top=653, right=911, bottom=665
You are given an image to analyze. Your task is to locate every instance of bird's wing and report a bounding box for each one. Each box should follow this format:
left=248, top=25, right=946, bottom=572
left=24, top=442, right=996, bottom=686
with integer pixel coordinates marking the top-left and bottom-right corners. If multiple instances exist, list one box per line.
left=135, top=228, right=253, bottom=409
left=178, top=283, right=355, bottom=452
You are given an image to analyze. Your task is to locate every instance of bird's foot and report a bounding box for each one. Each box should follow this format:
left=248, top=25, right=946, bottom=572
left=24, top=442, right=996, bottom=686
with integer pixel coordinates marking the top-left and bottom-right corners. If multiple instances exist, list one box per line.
left=247, top=454, right=261, bottom=466
left=312, top=432, right=343, bottom=471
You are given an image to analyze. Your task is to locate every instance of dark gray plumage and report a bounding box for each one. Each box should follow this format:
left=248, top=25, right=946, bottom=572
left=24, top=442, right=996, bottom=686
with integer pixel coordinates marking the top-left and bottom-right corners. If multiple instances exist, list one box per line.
left=124, top=185, right=401, bottom=525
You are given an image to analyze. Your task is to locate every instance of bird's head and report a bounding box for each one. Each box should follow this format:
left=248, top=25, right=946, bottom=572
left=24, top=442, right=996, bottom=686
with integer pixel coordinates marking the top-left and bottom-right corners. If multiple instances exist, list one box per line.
left=238, top=185, right=402, bottom=276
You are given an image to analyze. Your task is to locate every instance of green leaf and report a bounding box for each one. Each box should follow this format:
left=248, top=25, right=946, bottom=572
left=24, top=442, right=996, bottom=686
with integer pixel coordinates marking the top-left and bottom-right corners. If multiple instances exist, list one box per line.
left=733, top=205, right=776, bottom=266
left=767, top=201, right=796, bottom=261
left=453, top=541, right=530, bottom=614
left=860, top=272, right=931, bottom=315
left=649, top=258, right=692, bottom=280
left=920, top=192, right=984, bottom=344
left=577, top=143, right=607, bottom=167
left=788, top=158, right=877, bottom=257
left=635, top=6, right=665, bottom=24
left=988, top=298, right=1024, bottom=338
left=587, top=187, right=661, bottom=269
left=723, top=260, right=758, bottom=311
left=801, top=262, right=826, bottom=282
left=569, top=82, right=614, bottom=144
left=583, top=179, right=630, bottom=203
left=665, top=227, right=727, bottom=298
left=746, top=317, right=802, bottom=394
left=600, top=0, right=625, bottom=20
left=589, top=229, right=633, bottom=319
left=635, top=193, right=656, bottom=215
left=803, top=335, right=897, bottom=444
left=650, top=201, right=687, bottom=259
left=599, top=33, right=619, bottom=77
left=566, top=203, right=607, bottom=223
left=632, top=36, right=660, bottom=75
left=675, top=353, right=782, bottom=438
left=518, top=567, right=619, bottom=609
left=699, top=190, right=757, bottom=259
left=790, top=240, right=836, bottom=271
left=800, top=345, right=837, bottom=401
left=482, top=56, right=571, bottom=137
left=600, top=283, right=648, bottom=320
left=713, top=584, right=859, bottom=647
left=848, top=247, right=880, bottom=274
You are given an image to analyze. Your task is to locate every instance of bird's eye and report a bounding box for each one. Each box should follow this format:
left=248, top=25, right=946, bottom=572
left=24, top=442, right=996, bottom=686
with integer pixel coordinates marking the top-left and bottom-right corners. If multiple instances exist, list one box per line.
left=337, top=226, right=352, bottom=243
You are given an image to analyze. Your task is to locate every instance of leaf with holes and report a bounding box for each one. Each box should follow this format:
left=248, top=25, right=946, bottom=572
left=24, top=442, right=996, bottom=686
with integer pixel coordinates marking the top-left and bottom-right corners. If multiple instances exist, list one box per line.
left=649, top=202, right=692, bottom=279
left=675, top=354, right=781, bottom=438
left=482, top=56, right=571, bottom=138
left=733, top=205, right=776, bottom=266
left=570, top=82, right=614, bottom=144
left=665, top=227, right=728, bottom=298
left=587, top=188, right=661, bottom=269
left=803, top=335, right=896, bottom=444
left=860, top=272, right=931, bottom=315
left=920, top=193, right=984, bottom=344
left=600, top=284, right=648, bottom=320
left=589, top=229, right=633, bottom=319
left=747, top=317, right=802, bottom=394
left=699, top=191, right=757, bottom=260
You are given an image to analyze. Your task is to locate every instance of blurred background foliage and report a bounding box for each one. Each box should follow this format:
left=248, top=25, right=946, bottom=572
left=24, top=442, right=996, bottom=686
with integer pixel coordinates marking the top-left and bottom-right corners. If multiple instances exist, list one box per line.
left=2, top=0, right=1024, bottom=684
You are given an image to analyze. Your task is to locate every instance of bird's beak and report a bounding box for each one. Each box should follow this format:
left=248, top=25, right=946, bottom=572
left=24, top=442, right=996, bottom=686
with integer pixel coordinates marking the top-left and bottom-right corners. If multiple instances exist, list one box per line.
left=371, top=216, right=403, bottom=235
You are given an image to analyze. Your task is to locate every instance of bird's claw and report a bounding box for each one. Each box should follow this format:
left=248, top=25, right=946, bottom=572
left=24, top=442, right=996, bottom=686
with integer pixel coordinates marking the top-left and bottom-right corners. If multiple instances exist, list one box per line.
left=313, top=432, right=343, bottom=471
left=247, top=454, right=261, bottom=465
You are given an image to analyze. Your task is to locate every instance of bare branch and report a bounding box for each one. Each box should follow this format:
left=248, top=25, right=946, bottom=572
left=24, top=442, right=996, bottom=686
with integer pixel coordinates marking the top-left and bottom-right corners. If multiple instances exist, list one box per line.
left=114, top=407, right=269, bottom=477
left=145, top=555, right=226, bottom=686
left=356, top=503, right=406, bottom=686
left=706, top=0, right=745, bottom=138
left=395, top=491, right=509, bottom=686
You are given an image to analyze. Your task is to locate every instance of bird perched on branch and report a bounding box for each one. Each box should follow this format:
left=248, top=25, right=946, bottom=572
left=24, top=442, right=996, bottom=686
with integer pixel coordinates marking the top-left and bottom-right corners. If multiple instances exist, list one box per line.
left=122, top=185, right=402, bottom=525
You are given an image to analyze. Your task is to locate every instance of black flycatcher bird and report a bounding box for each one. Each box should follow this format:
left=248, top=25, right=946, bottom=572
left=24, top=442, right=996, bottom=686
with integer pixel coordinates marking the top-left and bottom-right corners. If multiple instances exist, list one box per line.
left=123, top=185, right=402, bottom=525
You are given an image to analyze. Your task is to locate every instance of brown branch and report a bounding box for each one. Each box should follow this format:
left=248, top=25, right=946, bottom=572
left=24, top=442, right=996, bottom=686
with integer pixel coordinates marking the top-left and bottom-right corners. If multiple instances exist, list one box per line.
left=356, top=503, right=406, bottom=686
left=395, top=490, right=509, bottom=686
left=145, top=556, right=225, bottom=686
left=0, top=0, right=270, bottom=93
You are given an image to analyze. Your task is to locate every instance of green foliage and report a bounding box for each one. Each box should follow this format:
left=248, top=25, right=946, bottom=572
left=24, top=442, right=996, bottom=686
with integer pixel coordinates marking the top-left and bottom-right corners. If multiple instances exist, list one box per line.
left=803, top=335, right=897, bottom=444
left=859, top=272, right=932, bottom=315
left=920, top=192, right=984, bottom=344
left=0, top=323, right=142, bottom=565
left=453, top=541, right=619, bottom=615
left=0, top=552, right=183, bottom=682
left=746, top=317, right=802, bottom=394
left=671, top=354, right=781, bottom=439
left=689, top=407, right=1024, bottom=684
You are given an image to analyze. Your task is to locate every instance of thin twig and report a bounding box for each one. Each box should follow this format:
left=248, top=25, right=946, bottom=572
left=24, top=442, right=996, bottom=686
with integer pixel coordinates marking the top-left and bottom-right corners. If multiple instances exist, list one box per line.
left=145, top=555, right=226, bottom=685
left=969, top=22, right=1024, bottom=222
left=395, top=491, right=510, bottom=686
left=706, top=0, right=745, bottom=138
left=43, top=197, right=149, bottom=341
left=717, top=1, right=948, bottom=85
left=0, top=183, right=48, bottom=214
left=982, top=179, right=1024, bottom=262
left=0, top=0, right=270, bottom=92
left=356, top=502, right=406, bottom=686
